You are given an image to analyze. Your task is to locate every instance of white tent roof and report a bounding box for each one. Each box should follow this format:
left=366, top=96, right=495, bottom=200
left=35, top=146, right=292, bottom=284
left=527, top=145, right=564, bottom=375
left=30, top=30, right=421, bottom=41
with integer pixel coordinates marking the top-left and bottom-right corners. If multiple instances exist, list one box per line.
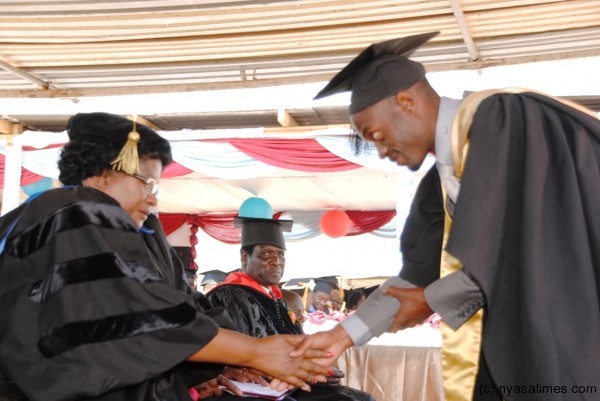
left=2, top=0, right=600, bottom=99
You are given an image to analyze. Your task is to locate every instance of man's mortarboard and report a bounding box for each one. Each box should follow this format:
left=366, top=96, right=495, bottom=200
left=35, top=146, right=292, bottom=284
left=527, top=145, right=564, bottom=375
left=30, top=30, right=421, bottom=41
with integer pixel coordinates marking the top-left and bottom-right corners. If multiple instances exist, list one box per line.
left=234, top=197, right=293, bottom=250
left=283, top=277, right=313, bottom=288
left=66, top=112, right=166, bottom=175
left=234, top=216, right=293, bottom=250
left=313, top=277, right=339, bottom=294
left=199, top=269, right=229, bottom=286
left=314, top=31, right=439, bottom=114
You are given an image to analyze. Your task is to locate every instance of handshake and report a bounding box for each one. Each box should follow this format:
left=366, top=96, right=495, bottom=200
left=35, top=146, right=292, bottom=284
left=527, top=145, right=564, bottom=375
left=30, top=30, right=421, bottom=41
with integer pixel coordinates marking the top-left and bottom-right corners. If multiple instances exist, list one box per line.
left=204, top=285, right=433, bottom=396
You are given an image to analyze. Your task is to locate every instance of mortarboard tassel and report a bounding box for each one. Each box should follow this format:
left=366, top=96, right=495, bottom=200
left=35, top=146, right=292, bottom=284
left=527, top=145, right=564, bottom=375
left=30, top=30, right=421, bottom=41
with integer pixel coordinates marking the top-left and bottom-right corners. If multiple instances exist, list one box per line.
left=111, top=119, right=140, bottom=175
left=302, top=285, right=309, bottom=309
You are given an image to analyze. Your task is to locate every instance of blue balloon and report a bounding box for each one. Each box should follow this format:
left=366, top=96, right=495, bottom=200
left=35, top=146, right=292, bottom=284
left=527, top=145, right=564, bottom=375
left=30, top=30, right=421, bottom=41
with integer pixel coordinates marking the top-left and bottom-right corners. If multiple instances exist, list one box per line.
left=22, top=177, right=53, bottom=196
left=238, top=197, right=273, bottom=219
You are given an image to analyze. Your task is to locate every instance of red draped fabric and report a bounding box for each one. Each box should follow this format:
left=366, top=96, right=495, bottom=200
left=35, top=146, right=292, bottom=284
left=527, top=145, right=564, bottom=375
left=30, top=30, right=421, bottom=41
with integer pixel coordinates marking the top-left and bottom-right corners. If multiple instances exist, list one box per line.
left=229, top=138, right=360, bottom=172
left=0, top=158, right=189, bottom=190
left=157, top=213, right=241, bottom=241
left=157, top=213, right=189, bottom=235
left=161, top=161, right=193, bottom=178
left=0, top=155, right=49, bottom=189
left=346, top=210, right=396, bottom=236
left=188, top=224, right=199, bottom=270
left=187, top=213, right=240, bottom=244
left=22, top=144, right=64, bottom=151
left=158, top=213, right=295, bottom=269
left=158, top=210, right=396, bottom=247
left=18, top=169, right=44, bottom=187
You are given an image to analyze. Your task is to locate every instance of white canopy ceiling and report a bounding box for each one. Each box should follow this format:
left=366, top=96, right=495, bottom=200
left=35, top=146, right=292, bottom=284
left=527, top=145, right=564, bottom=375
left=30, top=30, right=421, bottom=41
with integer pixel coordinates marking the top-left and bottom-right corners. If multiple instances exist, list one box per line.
left=2, top=0, right=600, bottom=98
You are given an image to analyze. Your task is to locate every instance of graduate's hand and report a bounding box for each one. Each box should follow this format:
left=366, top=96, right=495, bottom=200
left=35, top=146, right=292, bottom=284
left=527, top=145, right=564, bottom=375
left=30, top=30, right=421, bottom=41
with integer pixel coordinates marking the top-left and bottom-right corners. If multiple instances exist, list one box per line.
left=382, top=286, right=433, bottom=332
left=290, top=324, right=352, bottom=366
left=251, top=334, right=329, bottom=392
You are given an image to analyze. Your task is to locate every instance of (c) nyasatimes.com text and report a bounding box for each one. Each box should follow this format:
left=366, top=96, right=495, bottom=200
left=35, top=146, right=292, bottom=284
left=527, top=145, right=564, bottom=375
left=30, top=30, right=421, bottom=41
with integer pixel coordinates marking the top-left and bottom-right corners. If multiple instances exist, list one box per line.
left=479, top=384, right=597, bottom=398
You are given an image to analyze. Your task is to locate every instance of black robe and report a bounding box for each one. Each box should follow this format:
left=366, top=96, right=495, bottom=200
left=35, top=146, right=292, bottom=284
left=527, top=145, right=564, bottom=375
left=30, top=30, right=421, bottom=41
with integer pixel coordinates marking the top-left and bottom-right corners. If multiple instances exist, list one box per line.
left=208, top=283, right=375, bottom=401
left=398, top=164, right=444, bottom=287
left=0, top=187, right=223, bottom=401
left=141, top=214, right=234, bottom=391
left=447, top=93, right=600, bottom=400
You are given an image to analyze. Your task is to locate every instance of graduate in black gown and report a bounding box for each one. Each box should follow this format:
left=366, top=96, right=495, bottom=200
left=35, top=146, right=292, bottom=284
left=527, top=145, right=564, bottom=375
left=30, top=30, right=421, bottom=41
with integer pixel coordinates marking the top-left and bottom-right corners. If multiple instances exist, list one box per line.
left=295, top=32, right=600, bottom=401
left=0, top=112, right=328, bottom=401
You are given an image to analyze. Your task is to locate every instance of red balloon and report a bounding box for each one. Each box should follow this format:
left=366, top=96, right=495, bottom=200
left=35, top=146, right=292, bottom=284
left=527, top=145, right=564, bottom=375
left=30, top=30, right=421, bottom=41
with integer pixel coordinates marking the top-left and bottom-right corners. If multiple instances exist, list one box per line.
left=320, top=210, right=351, bottom=238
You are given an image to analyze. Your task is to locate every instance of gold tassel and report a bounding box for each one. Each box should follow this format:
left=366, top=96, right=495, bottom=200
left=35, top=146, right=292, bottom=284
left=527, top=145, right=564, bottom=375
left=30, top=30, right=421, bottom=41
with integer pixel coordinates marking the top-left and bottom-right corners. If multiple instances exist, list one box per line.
left=302, top=285, right=309, bottom=309
left=287, top=310, right=297, bottom=325
left=111, top=120, right=140, bottom=175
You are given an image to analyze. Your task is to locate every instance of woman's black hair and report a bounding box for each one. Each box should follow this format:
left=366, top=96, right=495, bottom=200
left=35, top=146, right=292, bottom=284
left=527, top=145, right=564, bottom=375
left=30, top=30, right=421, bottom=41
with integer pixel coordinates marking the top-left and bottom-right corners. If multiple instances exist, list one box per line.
left=58, top=113, right=172, bottom=186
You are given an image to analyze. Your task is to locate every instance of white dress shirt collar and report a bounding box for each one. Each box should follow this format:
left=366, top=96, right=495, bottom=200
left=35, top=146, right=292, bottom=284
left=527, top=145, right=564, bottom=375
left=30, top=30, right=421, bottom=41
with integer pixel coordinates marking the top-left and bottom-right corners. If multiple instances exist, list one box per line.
left=434, top=97, right=462, bottom=165
left=434, top=97, right=463, bottom=203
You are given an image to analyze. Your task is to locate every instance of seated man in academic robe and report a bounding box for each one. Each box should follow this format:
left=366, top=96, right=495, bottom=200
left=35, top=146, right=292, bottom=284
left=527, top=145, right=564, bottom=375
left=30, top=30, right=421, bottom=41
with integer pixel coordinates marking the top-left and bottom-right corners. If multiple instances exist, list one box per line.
left=207, top=215, right=375, bottom=401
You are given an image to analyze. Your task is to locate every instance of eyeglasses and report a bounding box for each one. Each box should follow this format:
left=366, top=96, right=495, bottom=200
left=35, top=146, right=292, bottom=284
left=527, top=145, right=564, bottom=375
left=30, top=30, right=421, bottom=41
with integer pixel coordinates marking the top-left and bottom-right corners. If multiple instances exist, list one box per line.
left=122, top=172, right=160, bottom=196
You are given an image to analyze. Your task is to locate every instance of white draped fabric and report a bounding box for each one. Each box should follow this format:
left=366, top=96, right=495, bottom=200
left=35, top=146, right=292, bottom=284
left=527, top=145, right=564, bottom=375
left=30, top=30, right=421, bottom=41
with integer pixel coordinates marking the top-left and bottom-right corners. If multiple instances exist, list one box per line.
left=22, top=148, right=61, bottom=179
left=169, top=140, right=277, bottom=179
left=316, top=135, right=400, bottom=173
left=3, top=127, right=410, bottom=217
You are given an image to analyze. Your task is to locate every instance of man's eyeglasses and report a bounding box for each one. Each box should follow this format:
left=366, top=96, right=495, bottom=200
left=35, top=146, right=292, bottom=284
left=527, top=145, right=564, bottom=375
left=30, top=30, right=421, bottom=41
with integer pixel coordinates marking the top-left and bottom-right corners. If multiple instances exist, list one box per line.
left=121, top=171, right=159, bottom=196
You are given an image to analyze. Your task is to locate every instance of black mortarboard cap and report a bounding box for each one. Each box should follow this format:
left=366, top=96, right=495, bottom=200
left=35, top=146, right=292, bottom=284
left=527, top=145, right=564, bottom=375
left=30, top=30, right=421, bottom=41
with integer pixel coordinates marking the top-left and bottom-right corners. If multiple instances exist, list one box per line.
left=184, top=268, right=197, bottom=281
left=66, top=112, right=166, bottom=175
left=313, top=277, right=339, bottom=294
left=234, top=216, right=293, bottom=250
left=199, top=269, right=229, bottom=286
left=314, top=31, right=439, bottom=114
left=283, top=277, right=313, bottom=288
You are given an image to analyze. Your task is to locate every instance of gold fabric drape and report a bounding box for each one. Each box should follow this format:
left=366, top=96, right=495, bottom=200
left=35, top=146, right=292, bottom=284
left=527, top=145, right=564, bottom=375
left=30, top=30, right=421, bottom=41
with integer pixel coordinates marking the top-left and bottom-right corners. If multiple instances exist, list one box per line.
left=439, top=218, right=483, bottom=401
left=438, top=89, right=505, bottom=401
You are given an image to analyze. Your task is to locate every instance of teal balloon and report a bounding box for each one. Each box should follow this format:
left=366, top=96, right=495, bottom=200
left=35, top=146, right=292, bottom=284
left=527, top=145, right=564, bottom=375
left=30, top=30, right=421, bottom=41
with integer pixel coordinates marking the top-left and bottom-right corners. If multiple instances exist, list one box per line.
left=238, top=197, right=273, bottom=219
left=22, top=177, right=53, bottom=196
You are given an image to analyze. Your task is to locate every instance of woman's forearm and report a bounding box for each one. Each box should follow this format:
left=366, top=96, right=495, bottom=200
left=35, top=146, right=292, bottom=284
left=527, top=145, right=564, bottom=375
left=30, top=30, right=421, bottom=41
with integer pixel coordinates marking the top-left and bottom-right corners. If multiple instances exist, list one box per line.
left=187, top=328, right=258, bottom=366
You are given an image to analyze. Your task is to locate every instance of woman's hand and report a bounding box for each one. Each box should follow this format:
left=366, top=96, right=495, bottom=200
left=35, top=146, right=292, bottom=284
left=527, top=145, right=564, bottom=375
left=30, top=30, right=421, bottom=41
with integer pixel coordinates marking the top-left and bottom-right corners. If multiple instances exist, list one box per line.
left=251, top=334, right=330, bottom=392
left=186, top=329, right=332, bottom=392
left=290, top=324, right=352, bottom=366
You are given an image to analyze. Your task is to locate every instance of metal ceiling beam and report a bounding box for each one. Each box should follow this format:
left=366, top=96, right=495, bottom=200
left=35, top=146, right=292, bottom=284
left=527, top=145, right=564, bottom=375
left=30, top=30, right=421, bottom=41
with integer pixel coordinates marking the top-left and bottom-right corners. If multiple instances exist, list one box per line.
left=448, top=0, right=480, bottom=62
left=0, top=59, right=50, bottom=90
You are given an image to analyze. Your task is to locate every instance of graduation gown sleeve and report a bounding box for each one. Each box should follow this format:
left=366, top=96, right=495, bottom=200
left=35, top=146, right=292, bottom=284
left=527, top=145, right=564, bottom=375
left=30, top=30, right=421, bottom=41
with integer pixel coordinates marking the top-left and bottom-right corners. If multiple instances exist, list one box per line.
left=0, top=187, right=220, bottom=401
left=399, top=164, right=444, bottom=287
